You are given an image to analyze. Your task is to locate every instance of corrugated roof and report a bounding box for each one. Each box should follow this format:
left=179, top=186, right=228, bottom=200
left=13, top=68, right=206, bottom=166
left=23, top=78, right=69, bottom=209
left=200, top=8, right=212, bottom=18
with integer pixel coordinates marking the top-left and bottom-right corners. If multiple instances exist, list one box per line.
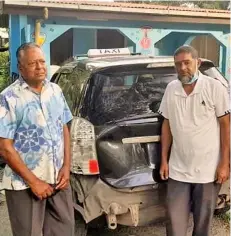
left=3, top=0, right=230, bottom=18
left=31, top=1, right=231, bottom=13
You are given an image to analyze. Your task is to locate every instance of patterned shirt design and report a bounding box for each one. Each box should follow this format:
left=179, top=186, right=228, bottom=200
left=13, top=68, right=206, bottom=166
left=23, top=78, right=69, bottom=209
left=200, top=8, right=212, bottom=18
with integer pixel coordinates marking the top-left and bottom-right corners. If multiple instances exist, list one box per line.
left=0, top=77, right=72, bottom=190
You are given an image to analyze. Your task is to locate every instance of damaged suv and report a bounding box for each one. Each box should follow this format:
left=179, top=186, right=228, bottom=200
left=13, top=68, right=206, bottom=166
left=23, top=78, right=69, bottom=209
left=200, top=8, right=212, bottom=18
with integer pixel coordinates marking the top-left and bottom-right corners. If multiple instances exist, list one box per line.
left=51, top=48, right=229, bottom=235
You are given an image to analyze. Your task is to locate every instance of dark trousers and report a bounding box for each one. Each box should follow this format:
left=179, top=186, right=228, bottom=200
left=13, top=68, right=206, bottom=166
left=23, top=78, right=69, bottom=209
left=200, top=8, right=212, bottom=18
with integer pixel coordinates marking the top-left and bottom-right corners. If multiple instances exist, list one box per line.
left=5, top=186, right=75, bottom=236
left=166, top=178, right=221, bottom=236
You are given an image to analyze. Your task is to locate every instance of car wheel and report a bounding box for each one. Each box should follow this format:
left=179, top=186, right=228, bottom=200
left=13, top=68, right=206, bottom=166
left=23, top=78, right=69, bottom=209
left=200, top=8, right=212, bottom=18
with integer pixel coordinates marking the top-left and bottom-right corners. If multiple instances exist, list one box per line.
left=75, top=211, right=88, bottom=236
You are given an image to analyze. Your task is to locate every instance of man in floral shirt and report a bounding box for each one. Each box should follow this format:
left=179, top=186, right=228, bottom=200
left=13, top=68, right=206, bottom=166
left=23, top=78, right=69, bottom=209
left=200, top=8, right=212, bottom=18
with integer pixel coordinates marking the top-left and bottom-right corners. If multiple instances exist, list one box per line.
left=0, top=43, right=74, bottom=236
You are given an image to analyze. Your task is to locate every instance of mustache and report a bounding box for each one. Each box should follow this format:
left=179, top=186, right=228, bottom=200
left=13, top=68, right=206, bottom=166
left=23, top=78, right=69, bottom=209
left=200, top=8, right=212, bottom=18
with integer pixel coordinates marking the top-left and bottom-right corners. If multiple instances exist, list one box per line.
left=178, top=74, right=192, bottom=79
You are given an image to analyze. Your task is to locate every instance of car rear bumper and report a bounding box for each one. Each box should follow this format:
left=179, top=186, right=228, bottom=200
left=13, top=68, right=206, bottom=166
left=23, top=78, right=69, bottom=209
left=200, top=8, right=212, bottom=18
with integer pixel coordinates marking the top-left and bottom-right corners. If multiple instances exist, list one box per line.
left=70, top=173, right=166, bottom=228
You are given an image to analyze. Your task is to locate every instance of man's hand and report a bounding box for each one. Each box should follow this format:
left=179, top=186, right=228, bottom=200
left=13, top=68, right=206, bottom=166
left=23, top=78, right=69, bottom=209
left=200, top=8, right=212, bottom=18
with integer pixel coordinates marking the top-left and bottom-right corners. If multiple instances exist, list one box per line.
left=55, top=165, right=70, bottom=190
left=160, top=162, right=169, bottom=180
left=216, top=161, right=230, bottom=184
left=217, top=114, right=230, bottom=184
left=160, top=119, right=171, bottom=181
left=30, top=179, right=54, bottom=200
left=56, top=125, right=71, bottom=190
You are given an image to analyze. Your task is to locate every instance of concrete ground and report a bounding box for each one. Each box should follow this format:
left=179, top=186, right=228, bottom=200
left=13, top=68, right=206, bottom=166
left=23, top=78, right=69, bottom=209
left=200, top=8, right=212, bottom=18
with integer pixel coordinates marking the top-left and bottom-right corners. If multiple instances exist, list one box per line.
left=0, top=164, right=229, bottom=236
left=0, top=193, right=229, bottom=236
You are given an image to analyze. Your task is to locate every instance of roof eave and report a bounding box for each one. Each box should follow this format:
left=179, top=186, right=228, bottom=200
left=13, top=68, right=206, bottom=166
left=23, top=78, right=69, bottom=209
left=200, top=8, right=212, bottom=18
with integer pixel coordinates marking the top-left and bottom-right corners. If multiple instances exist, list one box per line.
left=2, top=6, right=230, bottom=26
left=2, top=1, right=230, bottom=21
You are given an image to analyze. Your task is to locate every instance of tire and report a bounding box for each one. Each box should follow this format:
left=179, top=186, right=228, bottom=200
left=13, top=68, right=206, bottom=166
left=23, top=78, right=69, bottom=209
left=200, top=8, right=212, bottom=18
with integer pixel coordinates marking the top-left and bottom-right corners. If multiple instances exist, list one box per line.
left=74, top=211, right=88, bottom=236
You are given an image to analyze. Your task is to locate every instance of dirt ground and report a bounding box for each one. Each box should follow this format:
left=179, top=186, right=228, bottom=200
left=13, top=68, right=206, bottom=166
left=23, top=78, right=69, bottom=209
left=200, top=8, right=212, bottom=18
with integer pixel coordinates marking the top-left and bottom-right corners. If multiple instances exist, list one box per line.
left=0, top=178, right=229, bottom=236
left=0, top=193, right=229, bottom=236
left=92, top=216, right=230, bottom=236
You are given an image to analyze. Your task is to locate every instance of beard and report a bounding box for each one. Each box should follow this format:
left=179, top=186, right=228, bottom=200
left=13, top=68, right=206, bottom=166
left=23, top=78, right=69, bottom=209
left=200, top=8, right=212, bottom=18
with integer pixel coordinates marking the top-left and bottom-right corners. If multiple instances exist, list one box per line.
left=178, top=75, right=192, bottom=84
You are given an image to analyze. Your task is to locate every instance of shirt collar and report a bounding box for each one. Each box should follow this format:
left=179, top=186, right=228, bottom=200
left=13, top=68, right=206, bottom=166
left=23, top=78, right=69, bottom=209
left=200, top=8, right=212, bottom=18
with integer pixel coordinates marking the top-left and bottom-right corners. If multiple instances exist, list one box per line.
left=174, top=71, right=204, bottom=97
left=18, top=75, right=49, bottom=90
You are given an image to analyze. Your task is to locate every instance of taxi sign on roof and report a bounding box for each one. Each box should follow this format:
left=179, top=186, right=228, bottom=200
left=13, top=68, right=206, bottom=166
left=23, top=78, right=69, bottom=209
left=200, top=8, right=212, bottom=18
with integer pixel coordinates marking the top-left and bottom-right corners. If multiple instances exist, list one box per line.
left=88, top=48, right=131, bottom=58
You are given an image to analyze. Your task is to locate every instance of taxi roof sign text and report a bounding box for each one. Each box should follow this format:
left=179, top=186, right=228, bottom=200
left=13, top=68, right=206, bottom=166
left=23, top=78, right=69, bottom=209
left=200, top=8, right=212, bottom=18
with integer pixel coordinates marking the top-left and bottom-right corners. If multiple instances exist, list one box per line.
left=88, top=48, right=131, bottom=58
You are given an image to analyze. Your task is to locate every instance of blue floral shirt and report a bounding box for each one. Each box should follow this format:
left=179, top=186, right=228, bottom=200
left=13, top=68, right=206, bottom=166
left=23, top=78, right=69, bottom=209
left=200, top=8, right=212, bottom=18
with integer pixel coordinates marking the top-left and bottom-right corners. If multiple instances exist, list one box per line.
left=0, top=77, right=73, bottom=190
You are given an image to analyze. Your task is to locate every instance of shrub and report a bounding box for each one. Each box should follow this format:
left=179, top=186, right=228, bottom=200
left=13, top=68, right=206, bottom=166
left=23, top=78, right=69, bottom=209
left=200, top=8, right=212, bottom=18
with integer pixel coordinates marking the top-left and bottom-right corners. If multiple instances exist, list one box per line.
left=0, top=50, right=10, bottom=92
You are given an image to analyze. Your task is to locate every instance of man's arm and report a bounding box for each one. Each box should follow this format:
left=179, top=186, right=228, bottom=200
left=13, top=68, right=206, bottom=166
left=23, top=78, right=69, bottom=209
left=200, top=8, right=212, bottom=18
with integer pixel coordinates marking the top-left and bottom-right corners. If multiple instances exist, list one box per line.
left=219, top=114, right=230, bottom=165
left=216, top=114, right=230, bottom=183
left=63, top=124, right=71, bottom=168
left=213, top=80, right=230, bottom=184
left=160, top=119, right=172, bottom=180
left=55, top=88, right=73, bottom=190
left=0, top=138, right=53, bottom=199
left=161, top=119, right=172, bottom=163
left=56, top=124, right=71, bottom=190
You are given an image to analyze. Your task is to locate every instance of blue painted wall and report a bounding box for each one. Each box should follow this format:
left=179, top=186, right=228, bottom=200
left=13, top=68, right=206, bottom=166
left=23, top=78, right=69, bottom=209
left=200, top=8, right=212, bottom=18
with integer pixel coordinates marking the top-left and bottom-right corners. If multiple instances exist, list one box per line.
left=9, top=15, right=230, bottom=79
left=73, top=28, right=96, bottom=55
left=154, top=32, right=192, bottom=56
left=125, top=37, right=136, bottom=53
left=10, top=15, right=25, bottom=74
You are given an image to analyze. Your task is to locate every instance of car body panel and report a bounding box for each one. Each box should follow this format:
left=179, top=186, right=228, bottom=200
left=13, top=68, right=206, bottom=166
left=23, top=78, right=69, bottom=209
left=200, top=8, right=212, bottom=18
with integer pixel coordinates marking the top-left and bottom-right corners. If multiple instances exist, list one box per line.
left=51, top=51, right=229, bottom=226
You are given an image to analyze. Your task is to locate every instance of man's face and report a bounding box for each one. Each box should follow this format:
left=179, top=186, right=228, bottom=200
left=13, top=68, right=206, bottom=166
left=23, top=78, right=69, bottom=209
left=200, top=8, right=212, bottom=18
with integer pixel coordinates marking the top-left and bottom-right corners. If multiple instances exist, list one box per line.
left=18, top=47, right=47, bottom=83
left=174, top=52, right=199, bottom=84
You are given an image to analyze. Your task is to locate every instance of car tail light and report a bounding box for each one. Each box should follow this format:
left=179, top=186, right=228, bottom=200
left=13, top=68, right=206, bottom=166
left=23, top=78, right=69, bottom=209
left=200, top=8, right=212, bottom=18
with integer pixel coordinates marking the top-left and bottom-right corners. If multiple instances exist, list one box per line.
left=70, top=117, right=99, bottom=175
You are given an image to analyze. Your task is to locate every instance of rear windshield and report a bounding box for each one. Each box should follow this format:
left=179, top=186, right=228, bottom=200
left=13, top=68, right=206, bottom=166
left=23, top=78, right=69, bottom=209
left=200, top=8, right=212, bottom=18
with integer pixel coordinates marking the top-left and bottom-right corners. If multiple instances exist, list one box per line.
left=82, top=64, right=227, bottom=125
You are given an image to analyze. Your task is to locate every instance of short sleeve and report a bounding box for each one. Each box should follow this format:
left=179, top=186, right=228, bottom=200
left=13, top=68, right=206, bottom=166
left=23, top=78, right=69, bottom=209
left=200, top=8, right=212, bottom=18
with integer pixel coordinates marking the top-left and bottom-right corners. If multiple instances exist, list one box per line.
left=61, top=92, right=73, bottom=124
left=0, top=94, right=17, bottom=139
left=158, top=85, right=170, bottom=119
left=214, top=82, right=230, bottom=118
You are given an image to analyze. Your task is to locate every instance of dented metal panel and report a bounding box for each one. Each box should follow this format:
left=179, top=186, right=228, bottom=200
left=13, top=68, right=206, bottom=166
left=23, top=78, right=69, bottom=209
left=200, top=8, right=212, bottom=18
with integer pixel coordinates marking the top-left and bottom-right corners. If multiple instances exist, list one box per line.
left=70, top=174, right=166, bottom=226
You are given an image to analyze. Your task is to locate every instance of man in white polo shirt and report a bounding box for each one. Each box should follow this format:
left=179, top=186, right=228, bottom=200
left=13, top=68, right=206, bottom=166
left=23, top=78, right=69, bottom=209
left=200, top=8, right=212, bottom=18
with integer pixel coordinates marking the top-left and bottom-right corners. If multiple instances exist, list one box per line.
left=158, top=45, right=230, bottom=236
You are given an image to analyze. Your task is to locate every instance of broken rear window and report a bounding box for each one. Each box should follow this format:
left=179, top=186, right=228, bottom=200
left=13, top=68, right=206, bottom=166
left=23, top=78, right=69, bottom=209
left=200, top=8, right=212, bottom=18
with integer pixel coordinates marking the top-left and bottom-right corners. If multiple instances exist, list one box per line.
left=84, top=66, right=177, bottom=125
left=82, top=63, right=228, bottom=125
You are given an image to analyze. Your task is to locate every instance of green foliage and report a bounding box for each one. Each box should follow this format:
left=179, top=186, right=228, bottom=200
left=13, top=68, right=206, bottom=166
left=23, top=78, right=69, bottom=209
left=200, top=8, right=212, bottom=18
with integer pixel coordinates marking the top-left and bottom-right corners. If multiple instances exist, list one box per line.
left=119, top=1, right=230, bottom=10
left=215, top=211, right=230, bottom=227
left=190, top=1, right=229, bottom=9
left=0, top=50, right=10, bottom=92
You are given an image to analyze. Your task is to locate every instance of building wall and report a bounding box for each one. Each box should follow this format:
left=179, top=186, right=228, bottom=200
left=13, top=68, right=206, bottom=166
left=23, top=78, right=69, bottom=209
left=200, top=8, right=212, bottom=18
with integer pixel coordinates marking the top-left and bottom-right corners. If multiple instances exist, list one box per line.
left=9, top=14, right=230, bottom=79
left=191, top=36, right=219, bottom=66
left=97, top=29, right=124, bottom=49
left=50, top=29, right=73, bottom=65
left=73, top=28, right=96, bottom=56
left=52, top=29, right=128, bottom=65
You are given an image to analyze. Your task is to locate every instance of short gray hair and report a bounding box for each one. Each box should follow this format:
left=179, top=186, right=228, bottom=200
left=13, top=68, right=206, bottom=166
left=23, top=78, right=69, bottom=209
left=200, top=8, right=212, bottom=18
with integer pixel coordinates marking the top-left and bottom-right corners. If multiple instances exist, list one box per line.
left=16, top=42, right=41, bottom=64
left=174, top=45, right=198, bottom=59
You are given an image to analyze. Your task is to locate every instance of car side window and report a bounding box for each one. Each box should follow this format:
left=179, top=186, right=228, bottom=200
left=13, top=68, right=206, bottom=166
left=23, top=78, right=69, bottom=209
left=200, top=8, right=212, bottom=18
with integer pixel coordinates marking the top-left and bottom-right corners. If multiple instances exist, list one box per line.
left=57, top=72, right=75, bottom=112
left=57, top=68, right=88, bottom=113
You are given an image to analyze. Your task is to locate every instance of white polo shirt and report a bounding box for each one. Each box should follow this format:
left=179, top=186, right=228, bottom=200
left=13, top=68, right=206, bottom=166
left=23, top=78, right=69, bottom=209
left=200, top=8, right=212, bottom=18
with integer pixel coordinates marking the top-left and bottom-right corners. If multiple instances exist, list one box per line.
left=158, top=72, right=230, bottom=183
